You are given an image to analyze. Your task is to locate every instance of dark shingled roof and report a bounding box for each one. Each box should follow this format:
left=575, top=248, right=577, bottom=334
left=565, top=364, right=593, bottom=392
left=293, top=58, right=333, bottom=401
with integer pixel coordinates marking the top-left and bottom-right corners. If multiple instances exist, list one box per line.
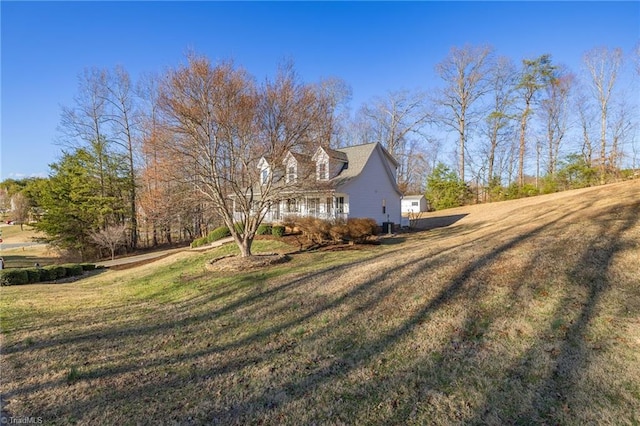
left=330, top=142, right=399, bottom=192
left=324, top=147, right=348, bottom=162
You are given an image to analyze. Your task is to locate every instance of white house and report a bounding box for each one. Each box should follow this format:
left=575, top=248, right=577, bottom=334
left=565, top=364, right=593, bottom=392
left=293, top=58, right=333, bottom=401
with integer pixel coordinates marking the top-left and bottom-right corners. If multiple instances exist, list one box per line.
left=401, top=194, right=429, bottom=214
left=235, top=142, right=402, bottom=227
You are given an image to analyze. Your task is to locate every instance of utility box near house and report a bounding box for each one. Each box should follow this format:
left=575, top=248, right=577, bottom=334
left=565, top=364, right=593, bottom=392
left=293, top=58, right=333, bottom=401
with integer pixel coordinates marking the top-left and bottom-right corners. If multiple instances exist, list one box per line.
left=382, top=222, right=394, bottom=234
left=401, top=195, right=429, bottom=214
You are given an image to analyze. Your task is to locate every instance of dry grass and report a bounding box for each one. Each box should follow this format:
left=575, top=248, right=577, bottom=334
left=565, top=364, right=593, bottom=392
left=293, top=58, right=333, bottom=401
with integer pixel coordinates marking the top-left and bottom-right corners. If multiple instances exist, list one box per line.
left=1, top=181, right=639, bottom=425
left=0, top=225, right=61, bottom=268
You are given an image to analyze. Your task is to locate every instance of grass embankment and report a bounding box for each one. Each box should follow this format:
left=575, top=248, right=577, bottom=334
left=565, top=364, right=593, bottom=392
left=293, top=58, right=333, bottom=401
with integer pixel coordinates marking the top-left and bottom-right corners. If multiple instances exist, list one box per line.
left=1, top=180, right=639, bottom=425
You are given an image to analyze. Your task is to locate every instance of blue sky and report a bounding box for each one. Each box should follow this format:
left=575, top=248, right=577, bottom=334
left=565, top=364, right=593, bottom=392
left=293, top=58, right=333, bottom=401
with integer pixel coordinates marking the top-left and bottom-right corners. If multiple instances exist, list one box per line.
left=1, top=1, right=639, bottom=180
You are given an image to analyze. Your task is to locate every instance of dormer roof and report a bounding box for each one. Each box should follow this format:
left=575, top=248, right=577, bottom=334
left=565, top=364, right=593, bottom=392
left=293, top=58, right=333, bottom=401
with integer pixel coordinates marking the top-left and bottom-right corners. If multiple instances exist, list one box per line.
left=312, top=146, right=348, bottom=163
left=283, top=151, right=313, bottom=166
left=257, top=156, right=271, bottom=169
left=252, top=142, right=400, bottom=194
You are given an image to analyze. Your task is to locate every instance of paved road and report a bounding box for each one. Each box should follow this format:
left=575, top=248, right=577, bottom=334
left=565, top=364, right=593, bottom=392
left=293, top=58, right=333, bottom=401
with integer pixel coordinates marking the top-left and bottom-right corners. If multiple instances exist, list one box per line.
left=0, top=242, right=47, bottom=250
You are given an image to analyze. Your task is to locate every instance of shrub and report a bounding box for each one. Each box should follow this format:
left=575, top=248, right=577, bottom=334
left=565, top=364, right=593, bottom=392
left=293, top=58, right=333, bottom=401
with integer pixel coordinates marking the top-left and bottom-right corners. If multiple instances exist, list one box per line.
left=39, top=267, right=56, bottom=281
left=329, top=219, right=349, bottom=243
left=80, top=263, right=96, bottom=271
left=64, top=264, right=84, bottom=277
left=46, top=265, right=67, bottom=279
left=296, top=217, right=332, bottom=244
left=0, top=269, right=29, bottom=286
left=25, top=268, right=42, bottom=283
left=271, top=225, right=285, bottom=237
left=209, top=225, right=231, bottom=241
left=504, top=183, right=539, bottom=200
left=257, top=224, right=272, bottom=235
left=190, top=236, right=208, bottom=248
left=191, top=225, right=231, bottom=248
left=286, top=217, right=378, bottom=245
left=347, top=218, right=378, bottom=243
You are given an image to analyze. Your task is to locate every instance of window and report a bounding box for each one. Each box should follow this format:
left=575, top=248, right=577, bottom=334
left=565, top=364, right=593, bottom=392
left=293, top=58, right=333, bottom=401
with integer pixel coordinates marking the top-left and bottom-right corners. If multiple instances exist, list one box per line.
left=287, top=166, right=296, bottom=183
left=286, top=199, right=299, bottom=213
left=335, top=196, right=345, bottom=213
left=261, top=168, right=269, bottom=185
left=318, top=162, right=327, bottom=180
left=411, top=201, right=419, bottom=207
left=308, top=198, right=320, bottom=216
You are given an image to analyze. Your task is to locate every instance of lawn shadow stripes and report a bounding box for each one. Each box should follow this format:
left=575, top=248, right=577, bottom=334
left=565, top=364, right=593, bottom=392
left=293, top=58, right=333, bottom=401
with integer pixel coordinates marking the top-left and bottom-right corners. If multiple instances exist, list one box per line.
left=3, top=185, right=639, bottom=424
left=1, top=247, right=405, bottom=358
left=194, top=207, right=582, bottom=424
left=42, top=202, right=591, bottom=423
left=467, top=199, right=640, bottom=424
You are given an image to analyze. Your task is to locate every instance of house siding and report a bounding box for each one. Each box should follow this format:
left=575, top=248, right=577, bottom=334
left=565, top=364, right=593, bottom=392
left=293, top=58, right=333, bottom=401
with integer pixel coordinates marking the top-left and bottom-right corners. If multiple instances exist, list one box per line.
left=338, top=147, right=401, bottom=225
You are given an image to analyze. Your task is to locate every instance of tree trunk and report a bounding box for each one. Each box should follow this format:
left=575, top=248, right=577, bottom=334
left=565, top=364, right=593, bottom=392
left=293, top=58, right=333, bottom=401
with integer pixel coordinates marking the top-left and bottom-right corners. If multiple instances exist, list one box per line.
left=239, top=240, right=252, bottom=257
left=459, top=117, right=465, bottom=182
left=600, top=106, right=608, bottom=184
left=518, top=109, right=528, bottom=188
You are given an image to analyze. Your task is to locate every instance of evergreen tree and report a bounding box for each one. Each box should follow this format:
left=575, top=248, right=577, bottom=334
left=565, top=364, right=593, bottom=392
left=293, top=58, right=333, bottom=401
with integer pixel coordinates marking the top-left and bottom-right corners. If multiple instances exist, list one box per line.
left=425, top=163, right=470, bottom=210
left=31, top=149, right=125, bottom=260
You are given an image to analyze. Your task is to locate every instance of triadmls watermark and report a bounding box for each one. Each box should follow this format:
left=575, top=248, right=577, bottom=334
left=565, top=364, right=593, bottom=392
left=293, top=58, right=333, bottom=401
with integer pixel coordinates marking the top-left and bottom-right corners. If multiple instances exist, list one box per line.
left=1, top=416, right=43, bottom=425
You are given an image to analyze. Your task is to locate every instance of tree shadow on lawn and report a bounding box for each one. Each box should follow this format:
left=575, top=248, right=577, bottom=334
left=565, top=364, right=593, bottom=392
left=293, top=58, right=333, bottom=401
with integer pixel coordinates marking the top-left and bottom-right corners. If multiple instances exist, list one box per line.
left=412, top=213, right=468, bottom=231
left=465, top=199, right=640, bottom=424
left=0, top=204, right=574, bottom=422
left=4, top=195, right=639, bottom=423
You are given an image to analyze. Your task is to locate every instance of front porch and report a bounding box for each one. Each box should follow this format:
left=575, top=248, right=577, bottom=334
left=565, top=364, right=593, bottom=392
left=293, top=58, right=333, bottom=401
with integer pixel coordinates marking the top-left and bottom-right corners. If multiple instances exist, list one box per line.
left=234, top=194, right=349, bottom=224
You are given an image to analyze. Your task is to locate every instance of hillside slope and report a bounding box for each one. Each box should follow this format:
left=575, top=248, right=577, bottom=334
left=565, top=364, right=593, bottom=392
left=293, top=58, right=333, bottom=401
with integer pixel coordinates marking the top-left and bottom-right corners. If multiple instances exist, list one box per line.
left=1, top=180, right=639, bottom=425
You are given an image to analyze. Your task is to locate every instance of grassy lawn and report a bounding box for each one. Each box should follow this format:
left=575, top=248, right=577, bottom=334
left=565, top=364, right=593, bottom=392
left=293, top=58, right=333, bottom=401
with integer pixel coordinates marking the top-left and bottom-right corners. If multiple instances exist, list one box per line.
left=0, top=225, right=60, bottom=268
left=1, top=181, right=639, bottom=425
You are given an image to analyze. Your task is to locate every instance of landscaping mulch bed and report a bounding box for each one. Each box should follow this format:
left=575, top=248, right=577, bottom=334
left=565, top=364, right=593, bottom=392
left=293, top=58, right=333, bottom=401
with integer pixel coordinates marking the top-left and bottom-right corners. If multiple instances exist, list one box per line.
left=205, top=253, right=291, bottom=272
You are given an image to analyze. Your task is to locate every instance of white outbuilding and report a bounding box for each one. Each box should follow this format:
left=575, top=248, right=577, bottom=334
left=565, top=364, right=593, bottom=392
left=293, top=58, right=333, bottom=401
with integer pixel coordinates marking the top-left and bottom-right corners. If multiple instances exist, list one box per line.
left=401, top=194, right=429, bottom=214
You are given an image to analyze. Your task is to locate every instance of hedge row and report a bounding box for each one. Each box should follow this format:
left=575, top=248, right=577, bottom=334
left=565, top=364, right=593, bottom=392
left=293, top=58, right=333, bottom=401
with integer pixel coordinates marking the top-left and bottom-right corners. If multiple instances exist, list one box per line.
left=257, top=224, right=286, bottom=237
left=190, top=225, right=231, bottom=248
left=271, top=225, right=285, bottom=237
left=285, top=217, right=378, bottom=244
left=0, top=263, right=97, bottom=286
left=191, top=223, right=286, bottom=247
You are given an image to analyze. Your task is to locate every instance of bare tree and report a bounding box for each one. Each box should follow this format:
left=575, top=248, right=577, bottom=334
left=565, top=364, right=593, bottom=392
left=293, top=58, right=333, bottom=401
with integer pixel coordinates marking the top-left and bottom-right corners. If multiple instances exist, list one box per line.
left=434, top=44, right=494, bottom=182
left=516, top=54, right=556, bottom=187
left=483, top=56, right=518, bottom=192
left=355, top=89, right=431, bottom=192
left=102, top=66, right=141, bottom=249
left=313, top=77, right=352, bottom=147
left=11, top=192, right=30, bottom=230
left=59, top=68, right=111, bottom=197
left=582, top=47, right=623, bottom=183
left=0, top=188, right=11, bottom=215
left=90, top=224, right=127, bottom=260
left=575, top=89, right=597, bottom=166
left=609, top=98, right=635, bottom=172
left=540, top=69, right=575, bottom=177
left=157, top=54, right=332, bottom=257
left=398, top=139, right=431, bottom=194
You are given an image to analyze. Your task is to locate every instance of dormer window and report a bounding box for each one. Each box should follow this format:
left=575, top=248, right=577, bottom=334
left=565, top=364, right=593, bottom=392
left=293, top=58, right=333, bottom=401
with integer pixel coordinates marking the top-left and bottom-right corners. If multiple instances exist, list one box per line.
left=318, top=162, right=327, bottom=180
left=287, top=165, right=296, bottom=183
left=257, top=157, right=272, bottom=186
left=312, top=146, right=348, bottom=181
